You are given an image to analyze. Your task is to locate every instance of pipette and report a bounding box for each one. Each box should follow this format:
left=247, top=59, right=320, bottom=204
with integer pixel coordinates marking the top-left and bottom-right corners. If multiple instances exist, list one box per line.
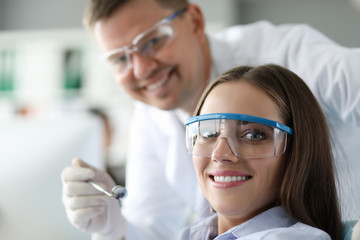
left=88, top=181, right=127, bottom=200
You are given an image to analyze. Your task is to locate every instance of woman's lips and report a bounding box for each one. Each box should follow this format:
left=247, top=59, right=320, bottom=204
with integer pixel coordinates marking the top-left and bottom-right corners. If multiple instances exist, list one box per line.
left=209, top=170, right=252, bottom=188
left=212, top=175, right=251, bottom=183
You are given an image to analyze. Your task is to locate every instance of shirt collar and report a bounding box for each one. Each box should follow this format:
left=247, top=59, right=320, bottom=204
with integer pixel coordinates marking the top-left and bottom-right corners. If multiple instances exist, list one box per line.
left=220, top=206, right=297, bottom=239
left=188, top=213, right=218, bottom=240
left=186, top=206, right=297, bottom=240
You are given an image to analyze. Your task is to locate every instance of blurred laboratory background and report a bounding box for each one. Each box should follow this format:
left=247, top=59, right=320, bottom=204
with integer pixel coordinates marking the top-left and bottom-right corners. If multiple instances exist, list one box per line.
left=0, top=0, right=359, bottom=239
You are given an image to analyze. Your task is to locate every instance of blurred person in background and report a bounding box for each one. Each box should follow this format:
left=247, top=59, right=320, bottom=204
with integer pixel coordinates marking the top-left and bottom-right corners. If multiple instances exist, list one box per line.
left=88, top=107, right=126, bottom=186
left=61, top=0, right=360, bottom=239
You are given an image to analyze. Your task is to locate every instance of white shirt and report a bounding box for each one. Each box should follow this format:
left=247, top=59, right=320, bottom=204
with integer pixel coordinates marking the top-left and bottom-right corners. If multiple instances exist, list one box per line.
left=120, top=21, right=360, bottom=240
left=179, top=206, right=330, bottom=240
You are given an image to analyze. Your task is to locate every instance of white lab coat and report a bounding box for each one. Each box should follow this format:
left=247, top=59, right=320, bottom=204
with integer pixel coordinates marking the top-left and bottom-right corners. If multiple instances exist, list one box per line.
left=178, top=206, right=330, bottom=240
left=121, top=21, right=360, bottom=240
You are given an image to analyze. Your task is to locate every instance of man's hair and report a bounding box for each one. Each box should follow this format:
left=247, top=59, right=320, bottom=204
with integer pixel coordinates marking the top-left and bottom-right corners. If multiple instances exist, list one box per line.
left=83, top=0, right=189, bottom=30
left=194, top=64, right=342, bottom=240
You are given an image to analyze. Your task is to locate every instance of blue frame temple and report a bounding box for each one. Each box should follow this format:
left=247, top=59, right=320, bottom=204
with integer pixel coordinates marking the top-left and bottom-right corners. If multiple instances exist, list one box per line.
left=185, top=113, right=293, bottom=135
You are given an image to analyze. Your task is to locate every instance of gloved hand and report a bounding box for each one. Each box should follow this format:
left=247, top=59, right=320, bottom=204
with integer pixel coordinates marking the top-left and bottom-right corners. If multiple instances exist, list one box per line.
left=62, top=158, right=126, bottom=239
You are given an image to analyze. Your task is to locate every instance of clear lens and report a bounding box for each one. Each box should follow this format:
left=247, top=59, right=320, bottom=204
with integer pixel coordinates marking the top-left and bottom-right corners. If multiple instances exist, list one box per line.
left=186, top=119, right=288, bottom=159
left=105, top=23, right=174, bottom=74
left=134, top=23, right=174, bottom=57
left=107, top=49, right=129, bottom=73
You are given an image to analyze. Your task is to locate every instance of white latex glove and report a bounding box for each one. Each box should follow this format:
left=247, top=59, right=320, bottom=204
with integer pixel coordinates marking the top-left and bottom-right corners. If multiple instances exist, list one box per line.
left=62, top=158, right=126, bottom=239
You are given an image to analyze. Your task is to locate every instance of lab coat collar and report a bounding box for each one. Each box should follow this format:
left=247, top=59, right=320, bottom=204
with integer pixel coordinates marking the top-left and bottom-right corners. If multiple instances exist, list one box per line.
left=174, top=109, right=191, bottom=125
left=207, top=34, right=222, bottom=84
left=174, top=34, right=232, bottom=124
left=207, top=33, right=238, bottom=83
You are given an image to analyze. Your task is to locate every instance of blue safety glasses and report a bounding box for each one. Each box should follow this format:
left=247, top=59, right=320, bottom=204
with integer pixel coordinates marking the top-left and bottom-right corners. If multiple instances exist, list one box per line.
left=185, top=113, right=293, bottom=159
left=101, top=7, right=188, bottom=74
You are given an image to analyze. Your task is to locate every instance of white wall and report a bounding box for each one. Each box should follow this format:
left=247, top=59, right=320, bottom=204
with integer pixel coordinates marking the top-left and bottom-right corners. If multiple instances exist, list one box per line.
left=238, top=0, right=360, bottom=47
left=0, top=0, right=358, bottom=47
left=191, top=0, right=241, bottom=32
left=0, top=0, right=87, bottom=30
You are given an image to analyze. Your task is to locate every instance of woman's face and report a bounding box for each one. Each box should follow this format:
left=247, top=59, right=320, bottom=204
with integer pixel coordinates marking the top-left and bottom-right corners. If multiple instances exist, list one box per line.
left=194, top=81, right=286, bottom=231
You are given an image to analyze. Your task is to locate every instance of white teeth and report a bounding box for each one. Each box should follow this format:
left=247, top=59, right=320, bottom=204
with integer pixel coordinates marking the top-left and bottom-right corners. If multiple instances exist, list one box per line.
left=213, top=176, right=249, bottom=182
left=147, top=77, right=167, bottom=91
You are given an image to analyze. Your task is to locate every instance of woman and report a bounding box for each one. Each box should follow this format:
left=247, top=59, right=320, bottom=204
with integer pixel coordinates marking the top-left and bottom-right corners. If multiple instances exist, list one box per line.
left=181, top=64, right=342, bottom=240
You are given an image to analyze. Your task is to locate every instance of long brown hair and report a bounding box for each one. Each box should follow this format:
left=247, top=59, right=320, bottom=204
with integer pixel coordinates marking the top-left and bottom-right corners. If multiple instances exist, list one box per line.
left=194, top=64, right=342, bottom=240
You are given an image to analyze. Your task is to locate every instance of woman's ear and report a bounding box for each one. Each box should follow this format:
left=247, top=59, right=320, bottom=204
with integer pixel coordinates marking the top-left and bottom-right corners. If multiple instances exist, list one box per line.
left=186, top=4, right=206, bottom=41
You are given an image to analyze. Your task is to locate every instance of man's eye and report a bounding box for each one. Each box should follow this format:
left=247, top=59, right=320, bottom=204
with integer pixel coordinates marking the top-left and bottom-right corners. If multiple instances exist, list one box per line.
left=141, top=37, right=161, bottom=51
left=115, top=54, right=128, bottom=64
left=148, top=37, right=161, bottom=47
left=141, top=35, right=169, bottom=54
left=109, top=54, right=128, bottom=66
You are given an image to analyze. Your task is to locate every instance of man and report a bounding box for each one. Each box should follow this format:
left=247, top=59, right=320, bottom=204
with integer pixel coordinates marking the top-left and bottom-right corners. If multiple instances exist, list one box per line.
left=61, top=0, right=360, bottom=239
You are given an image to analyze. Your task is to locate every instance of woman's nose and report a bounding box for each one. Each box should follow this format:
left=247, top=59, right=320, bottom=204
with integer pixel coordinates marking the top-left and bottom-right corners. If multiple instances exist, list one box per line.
left=211, top=137, right=240, bottom=163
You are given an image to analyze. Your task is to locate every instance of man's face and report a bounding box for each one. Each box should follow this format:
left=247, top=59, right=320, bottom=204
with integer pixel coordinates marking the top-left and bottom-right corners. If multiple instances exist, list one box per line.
left=94, top=0, right=209, bottom=112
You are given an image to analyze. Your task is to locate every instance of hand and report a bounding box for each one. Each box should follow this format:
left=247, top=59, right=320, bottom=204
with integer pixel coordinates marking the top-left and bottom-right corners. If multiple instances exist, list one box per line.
left=62, top=158, right=126, bottom=238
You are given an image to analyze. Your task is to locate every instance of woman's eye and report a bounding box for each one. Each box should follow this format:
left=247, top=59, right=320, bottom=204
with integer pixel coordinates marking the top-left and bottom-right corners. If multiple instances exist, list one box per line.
left=200, top=131, right=219, bottom=139
left=242, top=130, right=267, bottom=142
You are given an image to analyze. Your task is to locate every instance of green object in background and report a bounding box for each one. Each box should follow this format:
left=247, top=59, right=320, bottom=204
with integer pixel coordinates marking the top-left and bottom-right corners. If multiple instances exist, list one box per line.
left=0, top=49, right=15, bottom=93
left=63, top=48, right=83, bottom=90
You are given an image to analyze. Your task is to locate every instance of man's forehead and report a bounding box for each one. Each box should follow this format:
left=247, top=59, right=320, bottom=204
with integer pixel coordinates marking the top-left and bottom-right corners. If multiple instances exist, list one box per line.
left=93, top=1, right=173, bottom=51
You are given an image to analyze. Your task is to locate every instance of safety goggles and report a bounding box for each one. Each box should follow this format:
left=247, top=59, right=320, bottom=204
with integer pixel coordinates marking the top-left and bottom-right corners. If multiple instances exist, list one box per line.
left=185, top=113, right=293, bottom=159
left=101, top=7, right=187, bottom=74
